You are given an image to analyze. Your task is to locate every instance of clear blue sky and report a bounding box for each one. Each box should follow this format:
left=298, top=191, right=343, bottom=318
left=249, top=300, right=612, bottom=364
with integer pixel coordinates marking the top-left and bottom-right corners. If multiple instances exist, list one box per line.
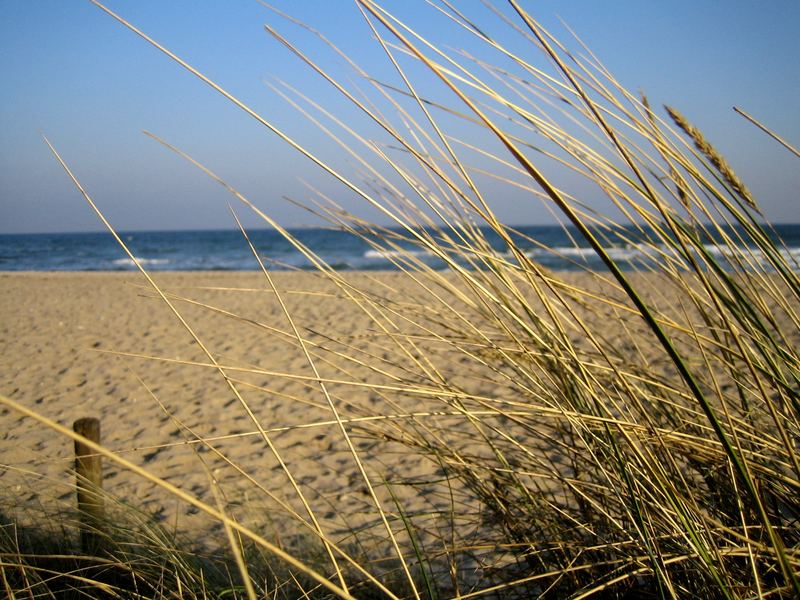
left=1, top=0, right=798, bottom=234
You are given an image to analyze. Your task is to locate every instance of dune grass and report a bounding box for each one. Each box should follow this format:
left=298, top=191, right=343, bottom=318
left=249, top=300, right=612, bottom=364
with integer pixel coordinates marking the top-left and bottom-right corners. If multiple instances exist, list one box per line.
left=3, top=0, right=799, bottom=597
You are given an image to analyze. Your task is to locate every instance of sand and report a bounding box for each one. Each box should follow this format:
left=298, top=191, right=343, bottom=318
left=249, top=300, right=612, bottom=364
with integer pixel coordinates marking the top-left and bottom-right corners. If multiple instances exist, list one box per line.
left=3, top=270, right=793, bottom=554
left=1, top=271, right=465, bottom=547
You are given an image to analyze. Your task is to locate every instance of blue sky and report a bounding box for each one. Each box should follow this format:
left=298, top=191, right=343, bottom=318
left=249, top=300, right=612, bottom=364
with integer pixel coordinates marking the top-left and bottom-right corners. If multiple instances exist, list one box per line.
left=1, top=0, right=798, bottom=234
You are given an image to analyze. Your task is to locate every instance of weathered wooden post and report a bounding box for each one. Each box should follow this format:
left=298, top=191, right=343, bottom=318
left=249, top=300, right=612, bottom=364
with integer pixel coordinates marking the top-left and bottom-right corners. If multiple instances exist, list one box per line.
left=73, top=417, right=104, bottom=554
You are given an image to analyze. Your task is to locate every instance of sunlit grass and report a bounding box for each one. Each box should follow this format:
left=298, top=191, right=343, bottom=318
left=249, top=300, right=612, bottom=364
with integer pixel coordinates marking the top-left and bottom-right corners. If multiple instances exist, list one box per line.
left=2, top=0, right=798, bottom=597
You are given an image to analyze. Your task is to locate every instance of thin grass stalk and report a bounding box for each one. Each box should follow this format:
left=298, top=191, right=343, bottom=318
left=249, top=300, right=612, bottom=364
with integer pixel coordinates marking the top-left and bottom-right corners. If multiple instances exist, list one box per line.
left=734, top=106, right=800, bottom=158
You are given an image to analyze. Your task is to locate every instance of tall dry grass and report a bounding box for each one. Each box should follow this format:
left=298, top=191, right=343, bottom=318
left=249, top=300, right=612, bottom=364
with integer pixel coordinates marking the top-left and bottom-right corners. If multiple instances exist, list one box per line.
left=3, top=0, right=799, bottom=597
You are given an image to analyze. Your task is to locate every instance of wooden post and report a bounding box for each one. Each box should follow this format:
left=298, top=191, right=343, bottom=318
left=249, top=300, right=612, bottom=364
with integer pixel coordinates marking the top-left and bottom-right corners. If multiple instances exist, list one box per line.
left=73, top=417, right=104, bottom=554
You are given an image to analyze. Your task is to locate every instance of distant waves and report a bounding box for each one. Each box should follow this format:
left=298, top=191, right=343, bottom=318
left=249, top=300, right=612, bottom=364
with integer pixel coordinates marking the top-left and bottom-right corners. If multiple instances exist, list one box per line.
left=0, top=225, right=798, bottom=272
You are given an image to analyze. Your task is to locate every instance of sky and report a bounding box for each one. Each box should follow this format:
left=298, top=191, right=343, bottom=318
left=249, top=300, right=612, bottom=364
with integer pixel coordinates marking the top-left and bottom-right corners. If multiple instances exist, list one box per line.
left=1, top=0, right=798, bottom=234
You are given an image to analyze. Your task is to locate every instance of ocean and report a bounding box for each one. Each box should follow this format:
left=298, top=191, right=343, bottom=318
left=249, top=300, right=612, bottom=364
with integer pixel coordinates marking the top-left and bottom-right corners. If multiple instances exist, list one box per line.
left=1, top=224, right=798, bottom=272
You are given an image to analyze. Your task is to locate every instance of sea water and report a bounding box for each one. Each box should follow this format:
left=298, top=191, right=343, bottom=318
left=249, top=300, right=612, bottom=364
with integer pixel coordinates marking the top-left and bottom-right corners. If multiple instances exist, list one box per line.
left=1, top=224, right=798, bottom=272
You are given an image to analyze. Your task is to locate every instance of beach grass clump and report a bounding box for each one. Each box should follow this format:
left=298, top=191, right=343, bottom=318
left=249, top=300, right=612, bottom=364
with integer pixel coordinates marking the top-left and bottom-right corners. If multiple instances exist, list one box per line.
left=0, top=497, right=237, bottom=598
left=3, top=0, right=799, bottom=597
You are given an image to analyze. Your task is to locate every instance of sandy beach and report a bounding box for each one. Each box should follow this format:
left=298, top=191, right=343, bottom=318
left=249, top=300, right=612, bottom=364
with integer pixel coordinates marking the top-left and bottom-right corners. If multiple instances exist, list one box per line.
left=2, top=269, right=796, bottom=555
left=2, top=271, right=482, bottom=548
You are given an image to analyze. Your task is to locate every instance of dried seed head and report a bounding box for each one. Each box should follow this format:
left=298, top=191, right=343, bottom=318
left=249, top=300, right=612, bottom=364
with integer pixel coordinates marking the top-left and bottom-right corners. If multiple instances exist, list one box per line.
left=666, top=105, right=757, bottom=211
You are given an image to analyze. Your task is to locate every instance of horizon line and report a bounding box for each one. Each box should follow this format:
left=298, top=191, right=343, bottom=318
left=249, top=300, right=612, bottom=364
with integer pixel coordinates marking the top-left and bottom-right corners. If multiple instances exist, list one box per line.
left=3, top=222, right=800, bottom=237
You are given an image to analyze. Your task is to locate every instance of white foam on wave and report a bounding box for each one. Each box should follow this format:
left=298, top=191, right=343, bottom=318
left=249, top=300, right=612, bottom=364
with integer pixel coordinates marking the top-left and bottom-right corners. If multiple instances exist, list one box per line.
left=702, top=243, right=739, bottom=257
left=524, top=244, right=661, bottom=262
left=364, top=241, right=800, bottom=272
left=780, top=247, right=800, bottom=263
left=537, top=243, right=800, bottom=271
left=703, top=243, right=800, bottom=265
left=112, top=257, right=170, bottom=267
left=363, top=249, right=434, bottom=260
